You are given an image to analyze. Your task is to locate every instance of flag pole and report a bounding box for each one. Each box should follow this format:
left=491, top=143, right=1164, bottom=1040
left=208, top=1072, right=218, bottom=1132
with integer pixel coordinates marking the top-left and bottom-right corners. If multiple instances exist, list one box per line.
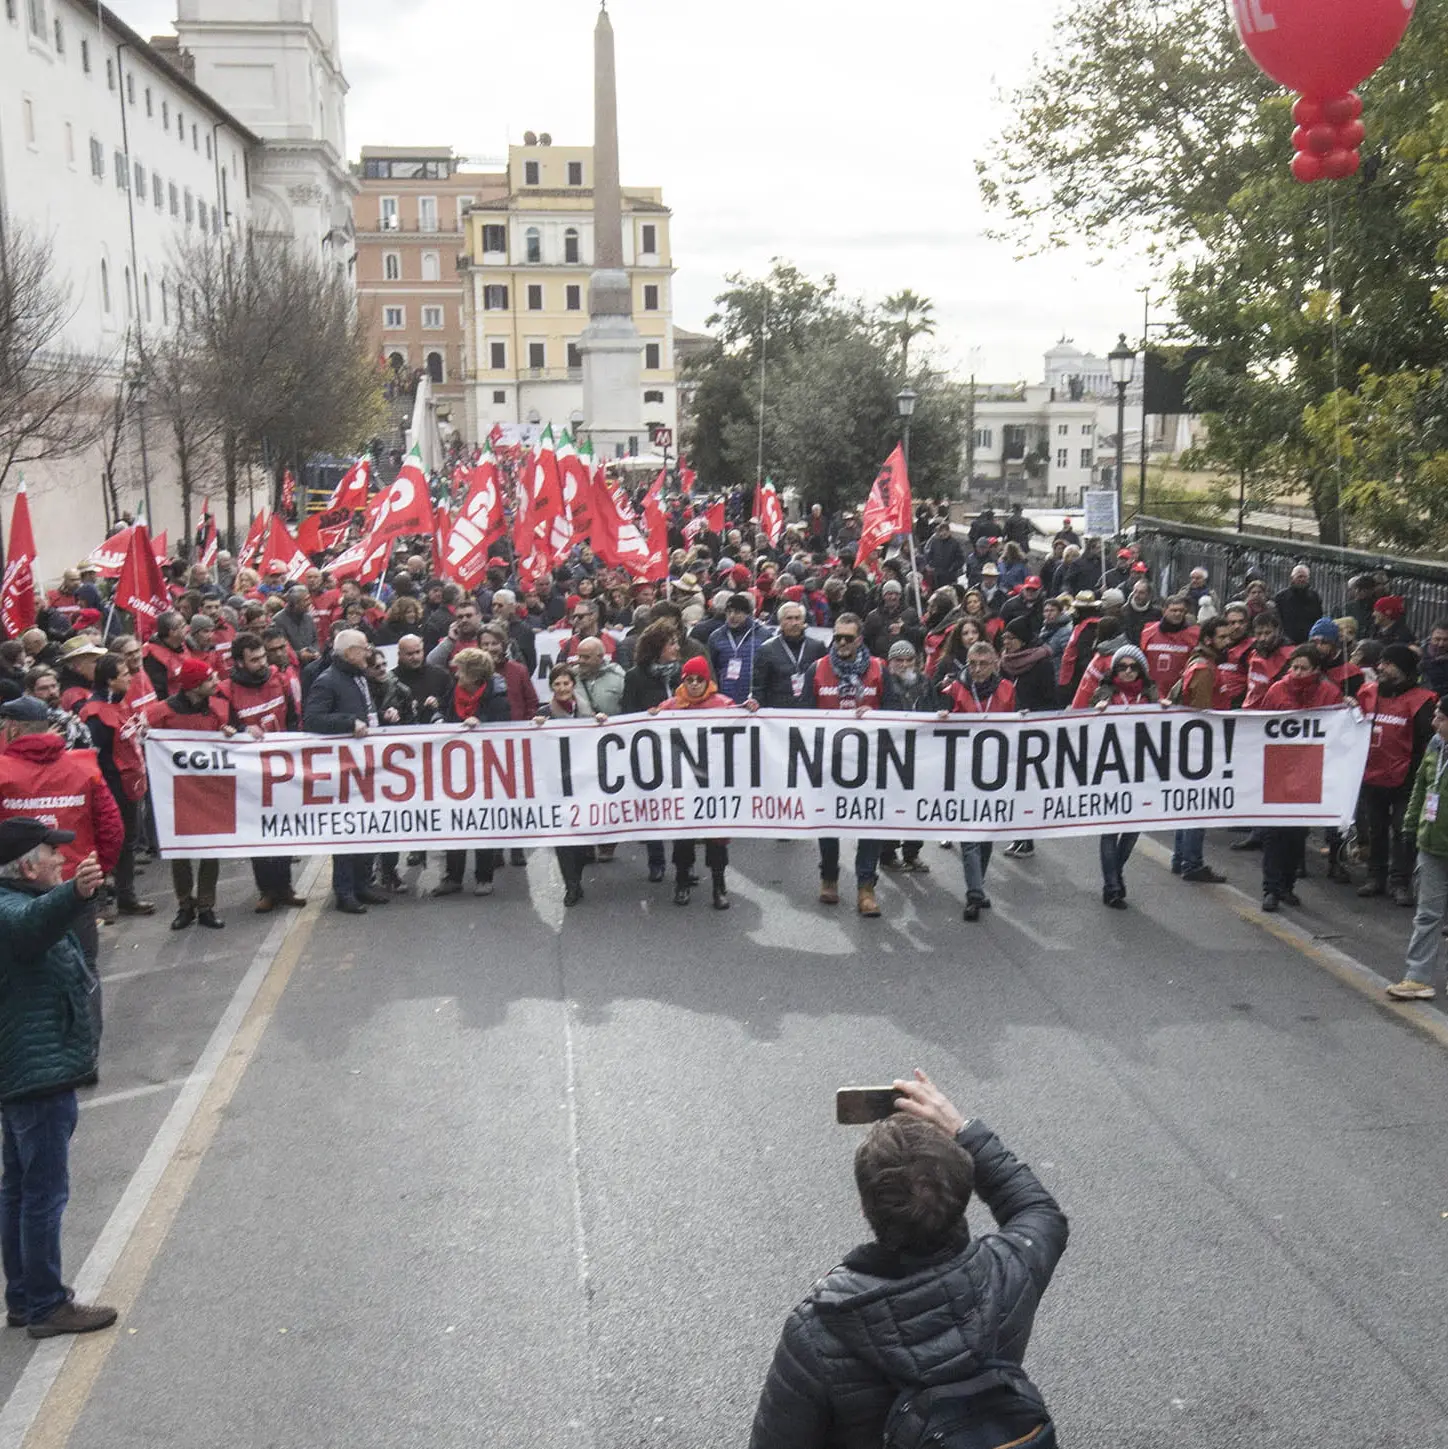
left=906, top=532, right=924, bottom=619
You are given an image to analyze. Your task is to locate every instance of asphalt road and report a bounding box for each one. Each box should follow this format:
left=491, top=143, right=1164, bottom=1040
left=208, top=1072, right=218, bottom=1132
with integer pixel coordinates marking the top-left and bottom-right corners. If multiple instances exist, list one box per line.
left=2, top=833, right=1446, bottom=1449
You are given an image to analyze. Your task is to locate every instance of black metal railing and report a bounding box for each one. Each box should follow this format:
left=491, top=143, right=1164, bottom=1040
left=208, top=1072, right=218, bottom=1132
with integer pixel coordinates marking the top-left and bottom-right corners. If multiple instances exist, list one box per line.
left=1132, top=517, right=1448, bottom=635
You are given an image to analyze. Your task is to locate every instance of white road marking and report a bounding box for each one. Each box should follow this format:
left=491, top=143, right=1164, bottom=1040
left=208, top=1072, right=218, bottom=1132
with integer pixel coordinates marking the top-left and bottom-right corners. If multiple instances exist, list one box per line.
left=78, top=1078, right=192, bottom=1112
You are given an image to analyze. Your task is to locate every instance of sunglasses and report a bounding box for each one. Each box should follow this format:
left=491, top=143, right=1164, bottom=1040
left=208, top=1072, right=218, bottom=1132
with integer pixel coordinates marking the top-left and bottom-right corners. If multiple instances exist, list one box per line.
left=833, top=634, right=859, bottom=644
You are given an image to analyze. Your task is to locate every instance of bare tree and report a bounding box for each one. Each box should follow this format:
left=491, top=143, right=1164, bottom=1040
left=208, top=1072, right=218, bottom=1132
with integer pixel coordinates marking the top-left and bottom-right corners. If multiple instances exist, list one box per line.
left=0, top=218, right=113, bottom=493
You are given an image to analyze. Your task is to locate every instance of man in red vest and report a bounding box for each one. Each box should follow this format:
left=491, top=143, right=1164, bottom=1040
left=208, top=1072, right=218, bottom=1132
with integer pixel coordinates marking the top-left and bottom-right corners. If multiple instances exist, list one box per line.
left=141, top=612, right=189, bottom=700
left=802, top=613, right=890, bottom=918
left=147, top=656, right=233, bottom=930
left=1355, top=645, right=1437, bottom=904
left=0, top=695, right=123, bottom=1042
left=218, top=633, right=305, bottom=915
left=1140, top=593, right=1200, bottom=695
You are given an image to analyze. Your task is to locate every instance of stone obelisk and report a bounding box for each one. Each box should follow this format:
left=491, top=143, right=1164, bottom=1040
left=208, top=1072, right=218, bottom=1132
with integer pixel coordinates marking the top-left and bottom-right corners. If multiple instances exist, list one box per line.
left=579, top=3, right=644, bottom=457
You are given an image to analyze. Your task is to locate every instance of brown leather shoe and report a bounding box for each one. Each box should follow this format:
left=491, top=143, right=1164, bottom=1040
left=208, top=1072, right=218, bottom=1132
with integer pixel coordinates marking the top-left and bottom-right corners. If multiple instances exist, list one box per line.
left=254, top=895, right=277, bottom=914
left=857, top=884, right=881, bottom=917
left=819, top=878, right=840, bottom=906
left=27, top=1301, right=118, bottom=1338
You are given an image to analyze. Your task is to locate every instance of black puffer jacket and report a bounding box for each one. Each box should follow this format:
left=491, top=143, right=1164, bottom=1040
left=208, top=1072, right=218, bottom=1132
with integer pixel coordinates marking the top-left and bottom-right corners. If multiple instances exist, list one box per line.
left=748, top=1119, right=1068, bottom=1449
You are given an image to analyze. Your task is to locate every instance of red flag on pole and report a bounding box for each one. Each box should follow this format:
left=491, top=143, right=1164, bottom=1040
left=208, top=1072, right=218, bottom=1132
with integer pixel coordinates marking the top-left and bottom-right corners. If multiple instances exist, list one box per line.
left=259, top=514, right=311, bottom=584
left=431, top=504, right=451, bottom=578
left=151, top=530, right=169, bottom=568
left=590, top=470, right=653, bottom=576
left=854, top=444, right=913, bottom=568
left=329, top=531, right=391, bottom=585
left=753, top=478, right=786, bottom=547
left=678, top=458, right=696, bottom=496
left=1, top=482, right=38, bottom=639
left=364, top=445, right=433, bottom=547
left=328, top=458, right=371, bottom=513
left=638, top=471, right=670, bottom=581
left=199, top=497, right=218, bottom=570
left=240, top=509, right=268, bottom=569
left=442, top=454, right=505, bottom=589
left=114, top=523, right=170, bottom=640
left=84, top=526, right=134, bottom=579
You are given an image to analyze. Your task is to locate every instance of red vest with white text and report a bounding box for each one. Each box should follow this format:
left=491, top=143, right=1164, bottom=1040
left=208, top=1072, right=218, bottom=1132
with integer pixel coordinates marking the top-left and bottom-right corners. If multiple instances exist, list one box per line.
left=218, top=670, right=290, bottom=734
left=146, top=695, right=230, bottom=733
left=143, top=641, right=187, bottom=693
left=1244, top=642, right=1293, bottom=709
left=810, top=655, right=885, bottom=710
left=0, top=745, right=103, bottom=869
left=78, top=696, right=148, bottom=801
left=1140, top=620, right=1200, bottom=690
left=943, top=676, right=1017, bottom=714
left=1212, top=638, right=1252, bottom=709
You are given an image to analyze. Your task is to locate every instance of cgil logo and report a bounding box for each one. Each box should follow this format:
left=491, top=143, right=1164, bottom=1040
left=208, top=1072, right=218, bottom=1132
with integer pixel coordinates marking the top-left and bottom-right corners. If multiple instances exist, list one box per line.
left=169, top=747, right=239, bottom=771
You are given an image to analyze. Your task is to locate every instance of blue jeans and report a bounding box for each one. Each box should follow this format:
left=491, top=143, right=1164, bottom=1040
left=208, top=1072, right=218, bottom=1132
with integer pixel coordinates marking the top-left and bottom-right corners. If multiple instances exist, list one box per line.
left=331, top=853, right=375, bottom=902
left=1172, top=829, right=1205, bottom=873
left=819, top=839, right=881, bottom=885
left=2, top=1090, right=78, bottom=1324
left=961, top=842, right=994, bottom=902
left=1099, top=833, right=1139, bottom=896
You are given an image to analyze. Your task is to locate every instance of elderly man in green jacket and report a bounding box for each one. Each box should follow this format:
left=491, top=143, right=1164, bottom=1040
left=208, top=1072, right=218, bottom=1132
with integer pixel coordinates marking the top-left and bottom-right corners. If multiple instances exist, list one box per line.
left=0, top=818, right=117, bottom=1338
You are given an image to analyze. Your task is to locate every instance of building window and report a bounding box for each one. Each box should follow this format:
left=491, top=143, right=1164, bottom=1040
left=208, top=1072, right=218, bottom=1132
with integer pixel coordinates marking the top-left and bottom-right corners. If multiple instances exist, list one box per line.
left=455, top=197, right=474, bottom=228
left=122, top=266, right=131, bottom=319
left=89, top=136, right=104, bottom=178
left=528, top=342, right=545, bottom=370
left=26, top=0, right=41, bottom=39
left=114, top=150, right=128, bottom=190
left=383, top=252, right=401, bottom=281
left=489, top=342, right=506, bottom=369
left=64, top=122, right=73, bottom=166
left=525, top=227, right=541, bottom=263
left=643, top=284, right=659, bottom=311
left=177, top=110, right=184, bottom=140
left=565, top=284, right=581, bottom=311
left=492, top=390, right=506, bottom=404
left=168, top=182, right=179, bottom=216
left=134, top=161, right=145, bottom=194
left=126, top=73, right=135, bottom=105
left=143, top=273, right=151, bottom=322
left=99, top=258, right=111, bottom=314
left=184, top=187, right=194, bottom=224
left=644, top=342, right=661, bottom=370
left=81, top=37, right=90, bottom=73
left=384, top=306, right=404, bottom=329
left=161, top=100, right=168, bottom=128
left=567, top=160, right=583, bottom=186
left=1080, top=448, right=1093, bottom=468
left=523, top=159, right=539, bottom=185
left=51, top=16, right=61, bottom=52
left=1081, top=423, right=1093, bottom=435
left=421, top=251, right=440, bottom=282
left=1055, top=448, right=1068, bottom=469
left=418, top=196, right=438, bottom=232
left=527, top=284, right=543, bottom=311
left=564, top=227, right=580, bottom=264
left=197, top=199, right=207, bottom=231
left=192, top=123, right=198, bottom=150
left=566, top=342, right=583, bottom=372
left=422, top=306, right=443, bottom=329
left=426, top=351, right=444, bottom=383
left=644, top=389, right=665, bottom=404
left=153, top=173, right=162, bottom=209
left=483, top=284, right=509, bottom=310
left=1056, top=423, right=1068, bottom=436
left=482, top=223, right=505, bottom=253
left=973, top=428, right=993, bottom=449
left=22, top=98, right=35, bottom=148
left=640, top=223, right=657, bottom=254
left=145, top=87, right=153, bottom=117
left=205, top=133, right=212, bottom=160
left=379, top=197, right=398, bottom=230
left=387, top=350, right=405, bottom=371
left=106, top=57, right=114, bottom=91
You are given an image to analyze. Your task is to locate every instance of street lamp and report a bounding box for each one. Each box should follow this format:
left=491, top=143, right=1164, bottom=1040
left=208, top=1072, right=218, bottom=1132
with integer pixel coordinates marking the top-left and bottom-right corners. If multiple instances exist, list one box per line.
left=895, top=386, right=921, bottom=615
left=129, top=374, right=154, bottom=528
left=1107, top=334, right=1135, bottom=537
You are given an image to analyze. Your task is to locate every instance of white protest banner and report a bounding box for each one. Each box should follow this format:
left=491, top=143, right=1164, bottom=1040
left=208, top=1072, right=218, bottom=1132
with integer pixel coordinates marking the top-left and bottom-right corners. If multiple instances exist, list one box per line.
left=145, top=705, right=1369, bottom=859
left=1083, top=489, right=1119, bottom=538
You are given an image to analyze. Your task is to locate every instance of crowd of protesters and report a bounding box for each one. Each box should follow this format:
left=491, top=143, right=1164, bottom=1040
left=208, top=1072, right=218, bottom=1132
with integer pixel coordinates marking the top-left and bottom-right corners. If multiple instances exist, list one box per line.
left=3, top=494, right=1447, bottom=999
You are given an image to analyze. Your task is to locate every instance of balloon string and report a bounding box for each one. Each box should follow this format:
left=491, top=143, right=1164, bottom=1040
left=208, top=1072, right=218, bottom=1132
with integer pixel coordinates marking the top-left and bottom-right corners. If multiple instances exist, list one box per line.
left=1326, top=188, right=1345, bottom=510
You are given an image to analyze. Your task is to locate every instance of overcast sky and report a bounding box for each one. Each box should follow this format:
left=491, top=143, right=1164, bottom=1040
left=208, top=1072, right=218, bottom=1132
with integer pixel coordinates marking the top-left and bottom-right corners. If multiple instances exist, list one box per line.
left=130, top=0, right=1154, bottom=382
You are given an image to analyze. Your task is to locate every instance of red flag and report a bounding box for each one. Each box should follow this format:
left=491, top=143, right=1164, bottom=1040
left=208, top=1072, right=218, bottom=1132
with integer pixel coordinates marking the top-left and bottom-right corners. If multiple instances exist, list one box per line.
left=638, top=472, right=670, bottom=581
left=432, top=504, right=451, bottom=578
left=199, top=500, right=218, bottom=570
left=114, top=523, right=170, bottom=640
left=590, top=472, right=655, bottom=577
left=281, top=469, right=297, bottom=514
left=295, top=512, right=324, bottom=555
left=151, top=530, right=169, bottom=567
left=678, top=458, right=696, bottom=495
left=524, top=428, right=569, bottom=566
left=855, top=444, right=913, bottom=568
left=1, top=482, right=38, bottom=639
left=754, top=478, right=786, bottom=547
left=443, top=454, right=505, bottom=589
left=328, top=458, right=371, bottom=513
left=259, top=515, right=310, bottom=584
left=84, top=526, right=134, bottom=579
left=365, top=446, right=433, bottom=547
left=240, top=509, right=268, bottom=569
left=329, top=531, right=391, bottom=585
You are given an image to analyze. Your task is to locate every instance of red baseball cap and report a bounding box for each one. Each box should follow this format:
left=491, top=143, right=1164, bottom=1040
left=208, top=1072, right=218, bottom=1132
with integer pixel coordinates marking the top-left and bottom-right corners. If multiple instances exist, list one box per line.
left=1117, top=548, right=1133, bottom=559
left=1023, top=575, right=1042, bottom=589
left=1131, top=561, right=1149, bottom=574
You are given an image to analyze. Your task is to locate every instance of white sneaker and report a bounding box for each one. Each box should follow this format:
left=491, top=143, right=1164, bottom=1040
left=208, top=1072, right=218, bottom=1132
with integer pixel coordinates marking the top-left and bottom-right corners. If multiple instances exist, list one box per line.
left=473, top=881, right=495, bottom=897
left=1386, top=979, right=1436, bottom=1000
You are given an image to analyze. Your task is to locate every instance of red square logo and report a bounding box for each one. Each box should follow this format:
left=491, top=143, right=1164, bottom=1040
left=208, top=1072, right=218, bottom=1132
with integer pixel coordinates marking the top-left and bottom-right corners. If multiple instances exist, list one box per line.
left=1262, top=743, right=1324, bottom=805
left=173, top=775, right=236, bottom=837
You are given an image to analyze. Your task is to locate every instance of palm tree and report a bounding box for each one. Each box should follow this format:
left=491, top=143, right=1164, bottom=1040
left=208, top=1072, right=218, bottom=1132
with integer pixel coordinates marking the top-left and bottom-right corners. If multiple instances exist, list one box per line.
left=883, top=290, right=937, bottom=379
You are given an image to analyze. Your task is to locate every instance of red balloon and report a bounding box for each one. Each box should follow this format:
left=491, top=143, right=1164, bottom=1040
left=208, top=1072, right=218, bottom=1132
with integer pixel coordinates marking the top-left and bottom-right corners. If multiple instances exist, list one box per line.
left=1339, top=117, right=1367, bottom=147
left=1291, top=125, right=1311, bottom=151
left=1322, top=91, right=1365, bottom=124
left=1321, top=148, right=1361, bottom=179
left=1292, top=95, right=1325, bottom=126
left=1306, top=123, right=1339, bottom=155
left=1291, top=151, right=1326, bottom=183
left=1234, top=0, right=1415, bottom=97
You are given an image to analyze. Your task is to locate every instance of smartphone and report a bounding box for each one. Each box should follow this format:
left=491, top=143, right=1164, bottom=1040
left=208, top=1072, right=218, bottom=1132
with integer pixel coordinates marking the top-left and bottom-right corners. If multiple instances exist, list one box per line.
left=836, top=1086, right=900, bottom=1125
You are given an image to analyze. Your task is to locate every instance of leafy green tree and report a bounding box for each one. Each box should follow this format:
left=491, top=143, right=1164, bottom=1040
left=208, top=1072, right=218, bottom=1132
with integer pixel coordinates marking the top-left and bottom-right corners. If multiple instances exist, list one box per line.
left=683, top=261, right=965, bottom=514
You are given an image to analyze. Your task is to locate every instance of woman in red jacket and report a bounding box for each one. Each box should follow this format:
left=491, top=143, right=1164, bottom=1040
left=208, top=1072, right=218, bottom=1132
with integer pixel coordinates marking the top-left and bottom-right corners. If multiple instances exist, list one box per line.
left=1255, top=646, right=1344, bottom=912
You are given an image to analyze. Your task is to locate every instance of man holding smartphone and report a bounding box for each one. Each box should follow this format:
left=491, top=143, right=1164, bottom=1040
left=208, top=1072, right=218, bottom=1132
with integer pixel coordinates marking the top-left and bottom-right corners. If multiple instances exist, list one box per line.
left=749, top=1071, right=1068, bottom=1448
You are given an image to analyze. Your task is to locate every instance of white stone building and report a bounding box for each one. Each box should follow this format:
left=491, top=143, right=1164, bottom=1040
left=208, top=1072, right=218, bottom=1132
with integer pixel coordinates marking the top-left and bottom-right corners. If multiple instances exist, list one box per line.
left=0, top=0, right=352, bottom=575
left=967, top=385, right=1100, bottom=502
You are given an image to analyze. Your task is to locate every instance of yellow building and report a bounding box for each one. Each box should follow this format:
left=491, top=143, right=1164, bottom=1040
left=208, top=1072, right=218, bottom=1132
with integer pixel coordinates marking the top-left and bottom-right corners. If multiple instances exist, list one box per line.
left=460, top=137, right=677, bottom=452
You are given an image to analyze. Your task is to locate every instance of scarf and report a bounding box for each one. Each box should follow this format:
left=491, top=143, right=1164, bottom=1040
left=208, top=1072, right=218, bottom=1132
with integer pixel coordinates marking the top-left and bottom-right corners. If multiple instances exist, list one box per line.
left=1109, top=674, right=1147, bottom=704
left=454, top=681, right=488, bottom=721
left=671, top=679, right=720, bottom=708
left=999, top=644, right=1051, bottom=678
left=1280, top=671, right=1326, bottom=708
left=960, top=671, right=1003, bottom=709
left=828, top=642, right=872, bottom=705
left=650, top=660, right=682, bottom=691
